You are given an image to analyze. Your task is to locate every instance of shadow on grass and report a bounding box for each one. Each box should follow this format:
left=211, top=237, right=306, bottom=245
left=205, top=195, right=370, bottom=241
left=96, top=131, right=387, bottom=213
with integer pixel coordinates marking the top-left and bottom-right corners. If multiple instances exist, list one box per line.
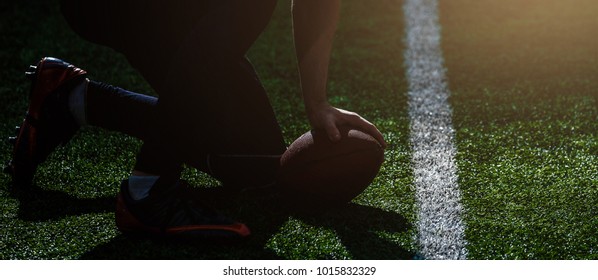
left=13, top=184, right=115, bottom=221
left=299, top=204, right=413, bottom=259
left=11, top=182, right=412, bottom=259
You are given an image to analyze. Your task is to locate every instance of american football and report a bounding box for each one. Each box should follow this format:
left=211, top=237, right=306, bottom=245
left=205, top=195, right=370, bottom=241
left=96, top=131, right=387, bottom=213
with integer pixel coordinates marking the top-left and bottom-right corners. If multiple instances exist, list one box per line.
left=278, top=126, right=385, bottom=210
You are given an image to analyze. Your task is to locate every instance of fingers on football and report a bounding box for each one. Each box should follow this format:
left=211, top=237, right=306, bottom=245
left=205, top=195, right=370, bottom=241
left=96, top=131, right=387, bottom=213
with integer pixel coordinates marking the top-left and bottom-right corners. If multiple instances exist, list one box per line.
left=338, top=112, right=387, bottom=148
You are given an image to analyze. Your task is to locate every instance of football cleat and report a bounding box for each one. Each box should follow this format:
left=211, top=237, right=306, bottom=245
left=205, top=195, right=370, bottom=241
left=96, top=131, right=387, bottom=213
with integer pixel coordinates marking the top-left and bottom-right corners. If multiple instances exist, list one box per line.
left=6, top=57, right=87, bottom=187
left=116, top=178, right=251, bottom=239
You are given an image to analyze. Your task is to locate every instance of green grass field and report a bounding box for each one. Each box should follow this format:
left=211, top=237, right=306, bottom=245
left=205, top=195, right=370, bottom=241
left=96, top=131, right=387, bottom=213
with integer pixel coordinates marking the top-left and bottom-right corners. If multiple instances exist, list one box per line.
left=1, top=0, right=596, bottom=259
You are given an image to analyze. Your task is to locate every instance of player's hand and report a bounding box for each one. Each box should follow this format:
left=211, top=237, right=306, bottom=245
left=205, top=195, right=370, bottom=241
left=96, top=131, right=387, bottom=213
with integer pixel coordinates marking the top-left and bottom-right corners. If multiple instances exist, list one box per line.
left=306, top=102, right=387, bottom=148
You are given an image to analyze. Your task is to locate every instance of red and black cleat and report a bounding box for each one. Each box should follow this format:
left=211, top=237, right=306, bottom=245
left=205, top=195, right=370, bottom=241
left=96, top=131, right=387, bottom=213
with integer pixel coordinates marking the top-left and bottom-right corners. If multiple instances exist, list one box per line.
left=116, top=178, right=251, bottom=239
left=5, top=57, right=87, bottom=187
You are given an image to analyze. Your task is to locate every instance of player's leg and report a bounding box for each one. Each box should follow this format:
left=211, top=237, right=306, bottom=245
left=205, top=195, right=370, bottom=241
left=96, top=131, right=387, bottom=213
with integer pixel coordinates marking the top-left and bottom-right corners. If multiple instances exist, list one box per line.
left=181, top=57, right=287, bottom=190
left=133, top=0, right=286, bottom=188
left=116, top=0, right=285, bottom=237
left=85, top=81, right=157, bottom=141
left=5, top=57, right=160, bottom=187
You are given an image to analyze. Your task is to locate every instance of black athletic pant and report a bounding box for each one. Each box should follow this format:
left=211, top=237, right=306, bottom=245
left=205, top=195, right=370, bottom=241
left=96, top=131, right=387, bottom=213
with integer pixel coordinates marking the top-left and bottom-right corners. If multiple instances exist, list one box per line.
left=60, top=0, right=287, bottom=188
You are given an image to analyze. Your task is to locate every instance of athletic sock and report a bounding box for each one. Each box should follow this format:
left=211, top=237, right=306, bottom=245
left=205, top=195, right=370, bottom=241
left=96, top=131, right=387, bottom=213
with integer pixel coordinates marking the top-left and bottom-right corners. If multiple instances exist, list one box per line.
left=128, top=175, right=160, bottom=200
left=68, top=78, right=89, bottom=126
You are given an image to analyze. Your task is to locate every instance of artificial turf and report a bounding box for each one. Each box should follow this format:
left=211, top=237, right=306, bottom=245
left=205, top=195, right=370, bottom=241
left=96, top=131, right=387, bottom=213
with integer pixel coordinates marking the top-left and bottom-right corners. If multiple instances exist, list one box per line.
left=441, top=0, right=597, bottom=259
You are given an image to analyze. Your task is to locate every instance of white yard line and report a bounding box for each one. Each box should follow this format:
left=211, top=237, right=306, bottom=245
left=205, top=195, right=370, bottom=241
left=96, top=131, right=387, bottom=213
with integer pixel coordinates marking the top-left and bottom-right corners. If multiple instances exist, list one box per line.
left=403, top=0, right=467, bottom=259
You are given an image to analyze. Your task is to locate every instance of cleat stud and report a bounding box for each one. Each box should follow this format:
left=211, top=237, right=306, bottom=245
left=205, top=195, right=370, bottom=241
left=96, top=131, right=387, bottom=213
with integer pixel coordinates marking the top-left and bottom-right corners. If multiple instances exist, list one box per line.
left=25, top=65, right=37, bottom=77
left=25, top=72, right=36, bottom=79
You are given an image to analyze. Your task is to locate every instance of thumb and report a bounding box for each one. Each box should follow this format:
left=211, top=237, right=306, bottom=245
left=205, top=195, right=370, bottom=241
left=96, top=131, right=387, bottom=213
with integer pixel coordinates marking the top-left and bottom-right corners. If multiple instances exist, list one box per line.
left=324, top=122, right=341, bottom=142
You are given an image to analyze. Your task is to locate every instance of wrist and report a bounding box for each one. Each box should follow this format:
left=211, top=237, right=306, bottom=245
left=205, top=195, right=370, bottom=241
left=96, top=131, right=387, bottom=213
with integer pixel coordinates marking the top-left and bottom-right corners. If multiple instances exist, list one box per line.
left=304, top=98, right=330, bottom=113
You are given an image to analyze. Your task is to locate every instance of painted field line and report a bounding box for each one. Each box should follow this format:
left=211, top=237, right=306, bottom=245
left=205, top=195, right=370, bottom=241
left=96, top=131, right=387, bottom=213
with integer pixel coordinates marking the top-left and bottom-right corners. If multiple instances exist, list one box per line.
left=403, top=0, right=467, bottom=259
